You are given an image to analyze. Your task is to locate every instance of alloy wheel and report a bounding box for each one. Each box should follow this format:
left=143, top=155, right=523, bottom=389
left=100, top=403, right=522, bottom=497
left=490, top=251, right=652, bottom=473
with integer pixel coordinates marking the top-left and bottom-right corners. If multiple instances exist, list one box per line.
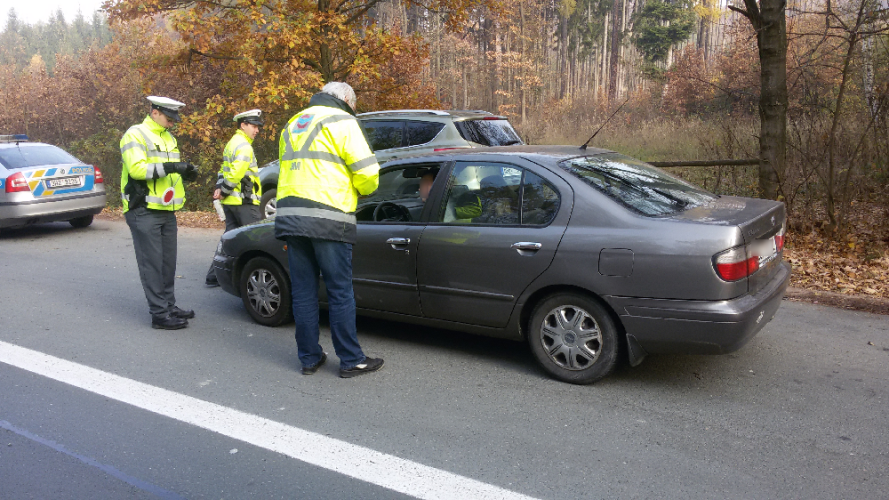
left=264, top=197, right=277, bottom=219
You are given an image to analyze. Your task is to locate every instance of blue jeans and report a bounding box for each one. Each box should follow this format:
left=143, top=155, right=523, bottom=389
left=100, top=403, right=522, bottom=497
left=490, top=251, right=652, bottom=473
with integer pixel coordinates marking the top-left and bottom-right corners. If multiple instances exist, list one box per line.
left=285, top=236, right=366, bottom=370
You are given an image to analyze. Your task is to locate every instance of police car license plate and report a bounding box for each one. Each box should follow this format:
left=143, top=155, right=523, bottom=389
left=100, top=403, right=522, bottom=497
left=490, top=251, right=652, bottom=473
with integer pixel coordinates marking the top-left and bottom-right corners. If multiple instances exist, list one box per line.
left=46, top=177, right=82, bottom=189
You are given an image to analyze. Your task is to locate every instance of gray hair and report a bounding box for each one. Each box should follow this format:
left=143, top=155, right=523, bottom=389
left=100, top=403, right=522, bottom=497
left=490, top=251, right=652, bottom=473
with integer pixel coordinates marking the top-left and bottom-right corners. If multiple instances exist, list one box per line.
left=321, top=82, right=357, bottom=110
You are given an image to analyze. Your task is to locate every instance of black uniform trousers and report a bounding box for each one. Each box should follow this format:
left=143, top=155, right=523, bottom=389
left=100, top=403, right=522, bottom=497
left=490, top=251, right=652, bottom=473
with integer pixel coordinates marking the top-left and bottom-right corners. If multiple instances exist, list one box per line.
left=206, top=203, right=262, bottom=283
left=125, top=206, right=179, bottom=319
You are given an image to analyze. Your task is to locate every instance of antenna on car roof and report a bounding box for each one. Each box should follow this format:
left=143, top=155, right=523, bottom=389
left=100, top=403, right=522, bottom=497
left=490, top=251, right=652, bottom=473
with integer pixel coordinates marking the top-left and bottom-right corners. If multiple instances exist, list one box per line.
left=579, top=99, right=628, bottom=150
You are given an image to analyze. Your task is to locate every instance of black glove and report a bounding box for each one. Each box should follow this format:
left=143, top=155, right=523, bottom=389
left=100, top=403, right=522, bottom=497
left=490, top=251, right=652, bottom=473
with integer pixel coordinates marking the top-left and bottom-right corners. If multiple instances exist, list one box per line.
left=163, top=162, right=189, bottom=175
left=163, top=162, right=198, bottom=182
left=182, top=162, right=199, bottom=182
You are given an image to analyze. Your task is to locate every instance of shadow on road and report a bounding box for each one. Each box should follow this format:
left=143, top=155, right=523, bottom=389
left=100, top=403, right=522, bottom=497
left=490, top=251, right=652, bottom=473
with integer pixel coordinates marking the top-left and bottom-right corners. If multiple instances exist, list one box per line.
left=0, top=222, right=110, bottom=240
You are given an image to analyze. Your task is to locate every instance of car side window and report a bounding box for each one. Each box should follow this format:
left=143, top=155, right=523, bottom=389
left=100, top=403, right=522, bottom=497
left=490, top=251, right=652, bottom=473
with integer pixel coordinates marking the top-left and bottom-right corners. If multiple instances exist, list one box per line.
left=363, top=121, right=404, bottom=151
left=356, top=166, right=436, bottom=223
left=439, top=162, right=520, bottom=225
left=405, top=121, right=445, bottom=146
left=521, top=172, right=560, bottom=225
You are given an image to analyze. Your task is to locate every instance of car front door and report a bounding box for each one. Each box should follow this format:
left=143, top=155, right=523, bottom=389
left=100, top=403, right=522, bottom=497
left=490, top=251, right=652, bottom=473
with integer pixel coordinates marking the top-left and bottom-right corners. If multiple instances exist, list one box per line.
left=416, top=160, right=570, bottom=328
left=352, top=164, right=443, bottom=317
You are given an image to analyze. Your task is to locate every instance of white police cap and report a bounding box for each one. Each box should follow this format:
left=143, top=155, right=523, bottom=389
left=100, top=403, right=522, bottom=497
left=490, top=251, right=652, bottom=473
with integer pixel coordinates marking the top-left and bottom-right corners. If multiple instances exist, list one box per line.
left=234, top=109, right=264, bottom=126
left=147, top=96, right=186, bottom=122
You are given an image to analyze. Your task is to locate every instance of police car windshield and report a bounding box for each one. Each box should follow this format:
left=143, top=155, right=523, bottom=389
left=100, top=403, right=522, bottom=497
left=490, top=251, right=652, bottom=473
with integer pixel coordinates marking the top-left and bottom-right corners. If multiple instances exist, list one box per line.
left=0, top=145, right=81, bottom=170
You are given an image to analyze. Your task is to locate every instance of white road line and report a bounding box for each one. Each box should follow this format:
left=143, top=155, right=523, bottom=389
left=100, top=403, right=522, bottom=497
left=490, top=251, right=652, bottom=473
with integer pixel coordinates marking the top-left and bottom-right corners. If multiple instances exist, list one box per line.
left=0, top=341, right=538, bottom=500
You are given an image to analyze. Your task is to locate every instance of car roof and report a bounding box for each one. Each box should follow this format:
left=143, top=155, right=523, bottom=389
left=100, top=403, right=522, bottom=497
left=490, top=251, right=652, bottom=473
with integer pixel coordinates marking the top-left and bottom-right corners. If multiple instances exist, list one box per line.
left=382, top=145, right=615, bottom=165
left=356, top=110, right=508, bottom=121
left=0, top=141, right=52, bottom=149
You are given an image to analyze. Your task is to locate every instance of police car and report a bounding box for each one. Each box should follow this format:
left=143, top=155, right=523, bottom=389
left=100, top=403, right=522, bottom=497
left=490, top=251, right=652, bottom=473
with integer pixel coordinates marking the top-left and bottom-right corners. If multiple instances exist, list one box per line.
left=0, top=135, right=106, bottom=231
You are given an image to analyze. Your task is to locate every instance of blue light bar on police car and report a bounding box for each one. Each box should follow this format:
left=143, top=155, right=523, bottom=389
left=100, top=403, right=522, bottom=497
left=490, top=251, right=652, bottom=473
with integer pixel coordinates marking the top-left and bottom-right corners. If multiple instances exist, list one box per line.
left=0, top=134, right=29, bottom=143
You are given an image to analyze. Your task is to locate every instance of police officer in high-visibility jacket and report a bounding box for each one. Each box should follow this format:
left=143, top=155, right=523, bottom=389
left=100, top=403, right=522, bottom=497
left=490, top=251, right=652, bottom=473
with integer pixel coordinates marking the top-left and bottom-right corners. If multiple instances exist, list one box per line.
left=275, top=82, right=384, bottom=378
left=205, top=109, right=264, bottom=287
left=120, top=96, right=198, bottom=330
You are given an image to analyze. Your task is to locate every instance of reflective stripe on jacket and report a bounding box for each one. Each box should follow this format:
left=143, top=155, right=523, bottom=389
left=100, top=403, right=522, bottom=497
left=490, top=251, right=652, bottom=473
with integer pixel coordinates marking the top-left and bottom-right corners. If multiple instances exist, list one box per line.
left=119, top=115, right=185, bottom=212
left=217, top=130, right=261, bottom=206
left=274, top=95, right=379, bottom=243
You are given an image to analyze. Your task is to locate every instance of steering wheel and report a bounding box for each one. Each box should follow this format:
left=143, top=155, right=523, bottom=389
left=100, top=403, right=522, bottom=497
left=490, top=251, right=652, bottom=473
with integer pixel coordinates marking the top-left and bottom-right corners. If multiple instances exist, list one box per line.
left=373, top=202, right=411, bottom=222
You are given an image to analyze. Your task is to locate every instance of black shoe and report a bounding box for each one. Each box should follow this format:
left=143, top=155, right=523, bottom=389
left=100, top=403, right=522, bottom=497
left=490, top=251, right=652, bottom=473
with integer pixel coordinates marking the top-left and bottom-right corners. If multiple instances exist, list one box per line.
left=151, top=315, right=188, bottom=330
left=170, top=306, right=195, bottom=319
left=339, top=357, right=384, bottom=378
left=301, top=352, right=327, bottom=375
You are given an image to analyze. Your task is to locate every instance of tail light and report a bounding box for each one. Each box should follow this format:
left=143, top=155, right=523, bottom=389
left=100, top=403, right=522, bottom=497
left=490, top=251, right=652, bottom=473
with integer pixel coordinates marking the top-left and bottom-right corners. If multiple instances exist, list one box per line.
left=5, top=172, right=30, bottom=193
left=714, top=246, right=759, bottom=281
left=714, top=225, right=785, bottom=281
left=94, top=166, right=104, bottom=184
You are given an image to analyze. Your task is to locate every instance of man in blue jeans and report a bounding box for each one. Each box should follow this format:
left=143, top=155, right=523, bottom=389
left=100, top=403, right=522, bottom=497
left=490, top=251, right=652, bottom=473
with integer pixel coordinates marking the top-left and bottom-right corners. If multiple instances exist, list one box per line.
left=274, top=82, right=384, bottom=378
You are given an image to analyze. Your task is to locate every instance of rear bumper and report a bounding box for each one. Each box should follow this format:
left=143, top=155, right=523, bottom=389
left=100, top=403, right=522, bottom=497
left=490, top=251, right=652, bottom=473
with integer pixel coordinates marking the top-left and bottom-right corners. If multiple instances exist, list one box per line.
left=605, top=261, right=791, bottom=355
left=0, top=192, right=106, bottom=228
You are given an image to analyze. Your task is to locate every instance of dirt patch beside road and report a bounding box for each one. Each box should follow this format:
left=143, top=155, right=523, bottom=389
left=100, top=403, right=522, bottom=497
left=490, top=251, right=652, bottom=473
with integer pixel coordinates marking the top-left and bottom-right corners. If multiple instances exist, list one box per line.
left=784, top=287, right=889, bottom=315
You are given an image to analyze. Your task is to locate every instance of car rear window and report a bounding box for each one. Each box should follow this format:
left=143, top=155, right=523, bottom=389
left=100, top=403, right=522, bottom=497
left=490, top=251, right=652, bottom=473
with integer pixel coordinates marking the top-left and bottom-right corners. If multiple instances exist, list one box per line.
left=0, top=144, right=81, bottom=170
left=454, top=119, right=523, bottom=146
left=406, top=121, right=445, bottom=146
left=560, top=153, right=717, bottom=216
left=362, top=121, right=404, bottom=151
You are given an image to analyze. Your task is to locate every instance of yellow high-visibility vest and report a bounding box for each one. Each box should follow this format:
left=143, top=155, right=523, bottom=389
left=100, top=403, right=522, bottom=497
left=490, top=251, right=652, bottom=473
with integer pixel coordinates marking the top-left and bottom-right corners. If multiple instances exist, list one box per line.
left=274, top=99, right=379, bottom=243
left=119, top=116, right=186, bottom=212
left=217, top=129, right=261, bottom=206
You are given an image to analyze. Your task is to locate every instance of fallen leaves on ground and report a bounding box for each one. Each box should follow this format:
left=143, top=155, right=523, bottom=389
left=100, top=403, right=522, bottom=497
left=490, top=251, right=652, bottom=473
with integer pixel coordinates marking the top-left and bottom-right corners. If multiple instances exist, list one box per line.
left=99, top=206, right=225, bottom=230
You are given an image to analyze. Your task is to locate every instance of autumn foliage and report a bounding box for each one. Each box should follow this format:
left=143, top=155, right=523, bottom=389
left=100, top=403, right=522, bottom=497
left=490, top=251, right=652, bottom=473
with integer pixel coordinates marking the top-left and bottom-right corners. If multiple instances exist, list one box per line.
left=0, top=0, right=887, bottom=298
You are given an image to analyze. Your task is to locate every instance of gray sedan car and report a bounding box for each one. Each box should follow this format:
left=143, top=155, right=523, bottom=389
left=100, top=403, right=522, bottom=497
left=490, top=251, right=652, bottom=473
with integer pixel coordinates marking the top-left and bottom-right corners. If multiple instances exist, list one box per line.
left=212, top=146, right=790, bottom=384
left=0, top=136, right=106, bottom=230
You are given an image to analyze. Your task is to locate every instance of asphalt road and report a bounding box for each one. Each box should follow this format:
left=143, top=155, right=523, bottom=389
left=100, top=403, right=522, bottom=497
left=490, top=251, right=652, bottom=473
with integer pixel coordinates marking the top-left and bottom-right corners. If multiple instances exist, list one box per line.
left=1, top=219, right=887, bottom=499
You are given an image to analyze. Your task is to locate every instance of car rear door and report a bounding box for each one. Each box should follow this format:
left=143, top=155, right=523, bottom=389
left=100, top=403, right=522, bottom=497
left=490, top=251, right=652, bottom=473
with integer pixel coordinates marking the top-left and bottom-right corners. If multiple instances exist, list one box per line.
left=416, top=159, right=570, bottom=328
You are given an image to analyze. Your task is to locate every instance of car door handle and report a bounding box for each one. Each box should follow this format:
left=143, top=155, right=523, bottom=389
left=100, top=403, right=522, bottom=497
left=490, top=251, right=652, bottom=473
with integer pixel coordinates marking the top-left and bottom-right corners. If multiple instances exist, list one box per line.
left=511, top=242, right=542, bottom=253
left=387, top=237, right=410, bottom=250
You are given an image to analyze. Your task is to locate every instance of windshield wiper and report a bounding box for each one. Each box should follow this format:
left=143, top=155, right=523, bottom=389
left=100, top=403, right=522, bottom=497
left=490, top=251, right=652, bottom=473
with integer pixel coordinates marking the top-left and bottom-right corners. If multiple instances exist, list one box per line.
left=648, top=186, right=689, bottom=207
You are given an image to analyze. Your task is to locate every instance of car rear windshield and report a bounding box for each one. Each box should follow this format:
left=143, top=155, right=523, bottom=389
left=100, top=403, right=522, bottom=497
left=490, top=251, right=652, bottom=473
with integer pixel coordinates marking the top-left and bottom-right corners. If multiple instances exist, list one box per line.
left=0, top=145, right=81, bottom=170
left=455, top=119, right=523, bottom=146
left=560, top=153, right=717, bottom=216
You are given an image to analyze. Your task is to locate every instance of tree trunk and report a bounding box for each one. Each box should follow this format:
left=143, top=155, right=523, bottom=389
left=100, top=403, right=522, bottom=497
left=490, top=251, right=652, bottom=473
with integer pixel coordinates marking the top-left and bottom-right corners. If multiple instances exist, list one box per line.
left=559, top=15, right=568, bottom=100
left=732, top=0, right=787, bottom=201
left=318, top=0, right=334, bottom=82
left=607, top=0, right=622, bottom=103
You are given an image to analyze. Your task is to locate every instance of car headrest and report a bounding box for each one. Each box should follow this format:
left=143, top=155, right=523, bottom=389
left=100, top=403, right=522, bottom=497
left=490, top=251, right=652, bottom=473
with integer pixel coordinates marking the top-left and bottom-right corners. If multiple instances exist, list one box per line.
left=480, top=175, right=506, bottom=189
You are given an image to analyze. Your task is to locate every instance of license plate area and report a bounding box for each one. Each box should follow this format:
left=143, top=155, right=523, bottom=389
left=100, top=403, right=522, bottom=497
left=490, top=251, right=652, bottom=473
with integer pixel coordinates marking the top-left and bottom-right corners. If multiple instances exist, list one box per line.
left=46, top=176, right=83, bottom=189
left=753, top=236, right=778, bottom=266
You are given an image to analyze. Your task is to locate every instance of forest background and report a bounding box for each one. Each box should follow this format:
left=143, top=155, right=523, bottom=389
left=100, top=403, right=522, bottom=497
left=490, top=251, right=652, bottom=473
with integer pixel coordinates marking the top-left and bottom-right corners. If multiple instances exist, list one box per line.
left=0, top=0, right=887, bottom=301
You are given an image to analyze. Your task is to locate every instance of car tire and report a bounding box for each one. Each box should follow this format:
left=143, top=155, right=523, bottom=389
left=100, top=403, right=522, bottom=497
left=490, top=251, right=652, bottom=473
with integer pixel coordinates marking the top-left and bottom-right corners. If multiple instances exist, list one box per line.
left=240, top=256, right=292, bottom=326
left=260, top=188, right=277, bottom=219
left=527, top=293, right=620, bottom=384
left=69, top=215, right=94, bottom=228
